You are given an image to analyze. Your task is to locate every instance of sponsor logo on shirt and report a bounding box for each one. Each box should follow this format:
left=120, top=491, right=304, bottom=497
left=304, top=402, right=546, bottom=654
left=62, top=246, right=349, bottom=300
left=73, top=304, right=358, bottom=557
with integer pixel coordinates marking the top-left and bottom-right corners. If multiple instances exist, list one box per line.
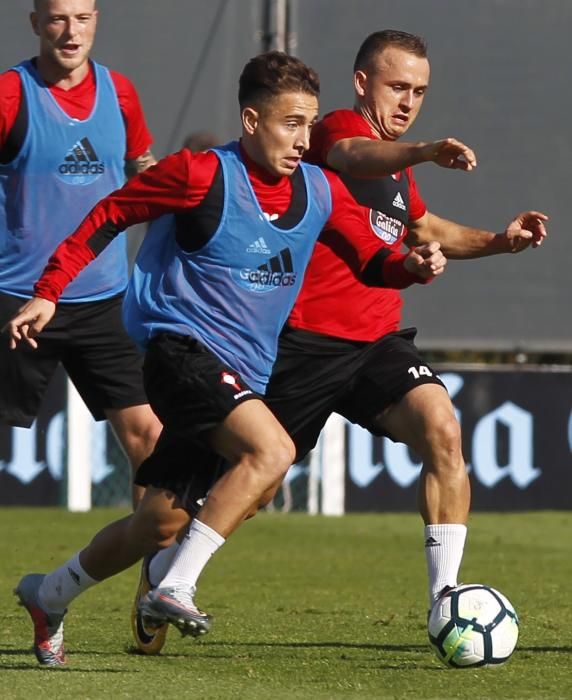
left=57, top=137, right=105, bottom=184
left=369, top=210, right=406, bottom=244
left=234, top=247, right=297, bottom=293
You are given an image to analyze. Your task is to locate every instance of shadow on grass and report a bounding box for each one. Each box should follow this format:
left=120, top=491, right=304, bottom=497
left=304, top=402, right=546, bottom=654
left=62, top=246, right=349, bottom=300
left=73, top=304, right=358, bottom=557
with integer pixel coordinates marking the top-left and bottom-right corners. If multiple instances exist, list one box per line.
left=127, top=641, right=445, bottom=672
left=0, top=664, right=131, bottom=673
left=127, top=639, right=442, bottom=670
left=0, top=647, right=126, bottom=658
left=125, top=639, right=572, bottom=670
left=1, top=641, right=438, bottom=673
left=127, top=640, right=429, bottom=656
left=0, top=646, right=137, bottom=672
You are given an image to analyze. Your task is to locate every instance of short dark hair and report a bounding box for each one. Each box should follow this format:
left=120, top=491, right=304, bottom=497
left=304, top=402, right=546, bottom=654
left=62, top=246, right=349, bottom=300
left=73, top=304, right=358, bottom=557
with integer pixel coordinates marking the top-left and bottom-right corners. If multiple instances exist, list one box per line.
left=353, top=30, right=427, bottom=72
left=238, top=51, right=320, bottom=110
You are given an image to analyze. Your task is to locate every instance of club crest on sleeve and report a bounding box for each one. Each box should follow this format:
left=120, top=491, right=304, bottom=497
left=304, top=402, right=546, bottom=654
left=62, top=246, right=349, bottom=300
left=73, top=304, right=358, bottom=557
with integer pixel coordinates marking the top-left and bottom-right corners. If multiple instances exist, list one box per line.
left=369, top=209, right=405, bottom=244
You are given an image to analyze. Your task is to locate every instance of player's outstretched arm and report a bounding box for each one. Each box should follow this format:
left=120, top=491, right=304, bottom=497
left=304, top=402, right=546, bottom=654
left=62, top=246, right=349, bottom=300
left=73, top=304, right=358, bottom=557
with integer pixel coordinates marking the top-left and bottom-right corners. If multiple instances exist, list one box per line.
left=406, top=210, right=549, bottom=259
left=2, top=297, right=56, bottom=350
left=326, top=136, right=476, bottom=178
left=420, top=138, right=477, bottom=171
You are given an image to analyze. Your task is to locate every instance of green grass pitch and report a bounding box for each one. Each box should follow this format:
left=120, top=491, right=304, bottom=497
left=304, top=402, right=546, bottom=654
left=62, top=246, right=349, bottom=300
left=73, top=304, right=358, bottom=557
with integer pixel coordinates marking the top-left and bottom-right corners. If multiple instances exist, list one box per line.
left=1, top=509, right=570, bottom=699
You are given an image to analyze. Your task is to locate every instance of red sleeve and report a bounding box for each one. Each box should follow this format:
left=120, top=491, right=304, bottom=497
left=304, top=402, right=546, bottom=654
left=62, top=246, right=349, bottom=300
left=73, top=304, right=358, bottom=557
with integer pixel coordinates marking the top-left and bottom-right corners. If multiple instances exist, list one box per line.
left=34, top=150, right=219, bottom=302
left=306, top=110, right=375, bottom=167
left=0, top=70, right=22, bottom=149
left=380, top=252, right=432, bottom=288
left=109, top=70, right=153, bottom=160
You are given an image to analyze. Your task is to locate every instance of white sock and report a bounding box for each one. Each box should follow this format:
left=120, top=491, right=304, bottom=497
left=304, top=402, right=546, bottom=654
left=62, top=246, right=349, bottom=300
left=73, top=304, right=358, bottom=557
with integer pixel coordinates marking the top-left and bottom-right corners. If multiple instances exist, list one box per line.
left=159, top=519, right=225, bottom=591
left=148, top=541, right=180, bottom=588
left=424, top=524, right=467, bottom=608
left=37, top=552, right=98, bottom=613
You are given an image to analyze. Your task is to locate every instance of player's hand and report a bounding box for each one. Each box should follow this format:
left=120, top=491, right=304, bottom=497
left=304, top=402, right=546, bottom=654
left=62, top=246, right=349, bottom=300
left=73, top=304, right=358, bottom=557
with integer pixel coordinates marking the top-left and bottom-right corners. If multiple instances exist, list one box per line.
left=504, top=211, right=549, bottom=253
left=424, top=138, right=477, bottom=171
left=404, top=241, right=447, bottom=279
left=1, top=297, right=56, bottom=349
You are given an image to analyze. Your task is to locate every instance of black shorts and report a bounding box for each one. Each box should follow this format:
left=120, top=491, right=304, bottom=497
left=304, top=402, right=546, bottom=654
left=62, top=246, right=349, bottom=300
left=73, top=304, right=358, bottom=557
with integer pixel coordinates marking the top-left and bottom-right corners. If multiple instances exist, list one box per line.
left=265, top=326, right=446, bottom=462
left=0, top=291, right=148, bottom=427
left=134, top=333, right=261, bottom=509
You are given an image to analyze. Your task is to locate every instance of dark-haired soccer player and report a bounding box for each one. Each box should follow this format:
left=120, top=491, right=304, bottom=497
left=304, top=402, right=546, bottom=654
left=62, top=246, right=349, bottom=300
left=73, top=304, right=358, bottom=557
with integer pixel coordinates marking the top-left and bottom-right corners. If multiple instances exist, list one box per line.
left=6, top=50, right=448, bottom=666
left=127, top=32, right=547, bottom=658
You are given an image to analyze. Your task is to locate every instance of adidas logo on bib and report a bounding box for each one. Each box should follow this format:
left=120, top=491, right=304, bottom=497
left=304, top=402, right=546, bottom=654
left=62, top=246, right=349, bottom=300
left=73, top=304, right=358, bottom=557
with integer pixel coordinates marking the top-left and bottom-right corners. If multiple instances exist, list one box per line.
left=246, top=237, right=272, bottom=254
left=57, top=137, right=105, bottom=183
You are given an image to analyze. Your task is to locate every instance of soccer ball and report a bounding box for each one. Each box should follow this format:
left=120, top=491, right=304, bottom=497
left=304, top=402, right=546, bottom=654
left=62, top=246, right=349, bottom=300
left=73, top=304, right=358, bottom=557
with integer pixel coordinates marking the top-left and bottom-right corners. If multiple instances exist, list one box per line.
left=428, top=584, right=519, bottom=668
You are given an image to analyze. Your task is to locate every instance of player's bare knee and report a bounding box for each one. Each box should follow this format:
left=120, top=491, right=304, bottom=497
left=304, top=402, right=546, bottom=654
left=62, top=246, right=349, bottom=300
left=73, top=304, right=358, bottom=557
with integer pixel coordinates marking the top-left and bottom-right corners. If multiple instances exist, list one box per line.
left=129, top=501, right=185, bottom=551
left=262, top=434, right=296, bottom=480
left=438, top=412, right=461, bottom=446
left=128, top=414, right=161, bottom=454
left=153, top=524, right=179, bottom=549
left=243, top=434, right=295, bottom=483
left=143, top=415, right=162, bottom=448
left=133, top=517, right=180, bottom=551
left=425, top=413, right=464, bottom=473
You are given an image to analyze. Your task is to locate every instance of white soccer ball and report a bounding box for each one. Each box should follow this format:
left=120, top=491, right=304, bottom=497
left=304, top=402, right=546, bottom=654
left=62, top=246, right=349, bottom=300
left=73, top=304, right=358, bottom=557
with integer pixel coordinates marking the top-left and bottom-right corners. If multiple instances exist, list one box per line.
left=427, top=584, right=519, bottom=668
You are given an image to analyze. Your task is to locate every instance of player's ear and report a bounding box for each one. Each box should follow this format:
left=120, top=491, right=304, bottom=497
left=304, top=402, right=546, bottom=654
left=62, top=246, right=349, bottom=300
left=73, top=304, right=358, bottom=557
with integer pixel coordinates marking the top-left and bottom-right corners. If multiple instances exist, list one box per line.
left=30, top=12, right=40, bottom=36
left=354, top=70, right=367, bottom=97
left=242, top=107, right=260, bottom=135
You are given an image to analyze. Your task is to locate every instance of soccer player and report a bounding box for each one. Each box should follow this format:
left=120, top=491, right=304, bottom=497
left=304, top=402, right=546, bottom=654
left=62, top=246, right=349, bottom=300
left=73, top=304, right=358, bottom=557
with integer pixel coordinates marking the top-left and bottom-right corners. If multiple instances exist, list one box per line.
left=267, top=30, right=548, bottom=612
left=0, top=0, right=162, bottom=502
left=5, top=50, right=448, bottom=667
left=127, top=32, right=548, bottom=657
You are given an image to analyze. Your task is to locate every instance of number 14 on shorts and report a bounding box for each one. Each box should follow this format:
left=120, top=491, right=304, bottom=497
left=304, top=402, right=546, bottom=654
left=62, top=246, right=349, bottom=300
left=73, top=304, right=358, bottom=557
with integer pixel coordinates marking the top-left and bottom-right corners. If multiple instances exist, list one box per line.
left=408, top=365, right=433, bottom=379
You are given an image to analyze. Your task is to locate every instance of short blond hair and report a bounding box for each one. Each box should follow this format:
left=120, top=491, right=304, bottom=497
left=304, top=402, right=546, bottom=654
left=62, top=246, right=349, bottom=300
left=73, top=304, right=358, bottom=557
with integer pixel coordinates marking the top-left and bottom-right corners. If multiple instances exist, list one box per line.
left=34, top=0, right=97, bottom=10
